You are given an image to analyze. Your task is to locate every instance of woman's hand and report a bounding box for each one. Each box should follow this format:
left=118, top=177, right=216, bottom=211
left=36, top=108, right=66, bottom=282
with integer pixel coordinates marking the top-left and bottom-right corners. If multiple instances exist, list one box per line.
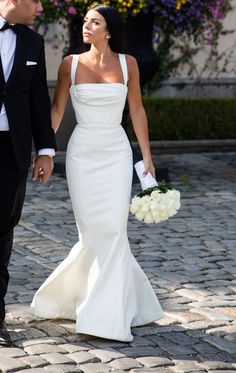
left=143, top=157, right=156, bottom=178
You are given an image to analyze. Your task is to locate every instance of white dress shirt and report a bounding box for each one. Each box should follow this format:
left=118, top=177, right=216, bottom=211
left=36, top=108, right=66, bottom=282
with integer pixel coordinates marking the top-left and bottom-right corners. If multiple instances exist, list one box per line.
left=0, top=16, right=55, bottom=156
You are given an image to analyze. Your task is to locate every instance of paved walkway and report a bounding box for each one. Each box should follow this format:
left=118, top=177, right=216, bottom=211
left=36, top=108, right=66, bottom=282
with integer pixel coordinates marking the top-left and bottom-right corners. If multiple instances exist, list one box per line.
left=0, top=152, right=236, bottom=373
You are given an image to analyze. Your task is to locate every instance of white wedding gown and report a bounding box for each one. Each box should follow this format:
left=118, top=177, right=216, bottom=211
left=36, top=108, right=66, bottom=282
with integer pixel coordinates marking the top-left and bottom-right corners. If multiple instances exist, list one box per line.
left=30, top=54, right=163, bottom=342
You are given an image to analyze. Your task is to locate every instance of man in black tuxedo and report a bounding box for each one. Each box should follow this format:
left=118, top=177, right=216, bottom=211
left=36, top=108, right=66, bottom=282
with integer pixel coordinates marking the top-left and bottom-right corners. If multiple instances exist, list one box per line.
left=0, top=0, right=56, bottom=345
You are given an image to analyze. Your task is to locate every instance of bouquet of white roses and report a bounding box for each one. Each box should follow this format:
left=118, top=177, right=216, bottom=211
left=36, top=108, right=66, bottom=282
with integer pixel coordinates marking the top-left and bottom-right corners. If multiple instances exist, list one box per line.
left=130, top=182, right=181, bottom=224
left=131, top=160, right=181, bottom=224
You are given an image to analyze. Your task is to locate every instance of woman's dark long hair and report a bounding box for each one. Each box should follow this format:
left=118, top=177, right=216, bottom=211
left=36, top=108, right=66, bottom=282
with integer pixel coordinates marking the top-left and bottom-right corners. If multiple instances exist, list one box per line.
left=83, top=4, right=124, bottom=53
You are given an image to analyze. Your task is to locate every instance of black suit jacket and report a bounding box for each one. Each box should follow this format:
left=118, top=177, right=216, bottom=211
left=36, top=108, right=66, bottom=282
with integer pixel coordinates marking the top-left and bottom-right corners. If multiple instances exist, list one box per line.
left=0, top=25, right=56, bottom=171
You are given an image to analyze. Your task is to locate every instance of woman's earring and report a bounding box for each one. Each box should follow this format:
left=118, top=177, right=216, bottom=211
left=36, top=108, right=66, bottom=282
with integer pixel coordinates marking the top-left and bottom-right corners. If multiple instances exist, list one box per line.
left=106, top=35, right=111, bottom=39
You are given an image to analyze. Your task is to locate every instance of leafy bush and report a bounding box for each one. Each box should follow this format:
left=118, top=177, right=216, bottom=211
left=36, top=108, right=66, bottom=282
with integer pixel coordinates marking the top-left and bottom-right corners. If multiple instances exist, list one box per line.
left=129, top=97, right=236, bottom=140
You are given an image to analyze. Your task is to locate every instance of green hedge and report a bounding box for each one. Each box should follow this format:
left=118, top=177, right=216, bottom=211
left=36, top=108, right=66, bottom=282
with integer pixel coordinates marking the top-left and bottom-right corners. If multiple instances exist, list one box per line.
left=129, top=97, right=236, bottom=140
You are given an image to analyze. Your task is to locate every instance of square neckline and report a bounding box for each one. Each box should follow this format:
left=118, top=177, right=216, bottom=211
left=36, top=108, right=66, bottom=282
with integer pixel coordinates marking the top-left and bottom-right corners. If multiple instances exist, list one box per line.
left=71, top=54, right=128, bottom=87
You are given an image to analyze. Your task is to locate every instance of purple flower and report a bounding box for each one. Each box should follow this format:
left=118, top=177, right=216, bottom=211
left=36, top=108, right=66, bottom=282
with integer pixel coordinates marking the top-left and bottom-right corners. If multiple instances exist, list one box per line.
left=68, top=6, right=76, bottom=15
left=143, top=0, right=229, bottom=37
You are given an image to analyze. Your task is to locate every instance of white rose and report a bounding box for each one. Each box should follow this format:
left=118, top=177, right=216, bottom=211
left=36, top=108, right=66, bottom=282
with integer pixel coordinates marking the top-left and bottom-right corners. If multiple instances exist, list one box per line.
left=144, top=212, right=154, bottom=224
left=150, top=203, right=161, bottom=217
left=150, top=190, right=161, bottom=200
left=140, top=195, right=151, bottom=213
left=150, top=201, right=158, bottom=210
left=130, top=196, right=142, bottom=214
left=141, top=195, right=151, bottom=203
left=154, top=215, right=162, bottom=223
left=159, top=209, right=169, bottom=221
left=135, top=211, right=145, bottom=221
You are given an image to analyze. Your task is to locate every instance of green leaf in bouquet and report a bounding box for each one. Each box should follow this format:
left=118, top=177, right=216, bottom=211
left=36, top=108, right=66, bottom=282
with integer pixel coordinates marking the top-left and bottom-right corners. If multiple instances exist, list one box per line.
left=136, top=181, right=174, bottom=198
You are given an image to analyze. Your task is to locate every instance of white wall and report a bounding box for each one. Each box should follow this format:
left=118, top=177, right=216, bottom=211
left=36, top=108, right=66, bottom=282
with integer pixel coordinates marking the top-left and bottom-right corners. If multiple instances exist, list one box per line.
left=44, top=23, right=66, bottom=81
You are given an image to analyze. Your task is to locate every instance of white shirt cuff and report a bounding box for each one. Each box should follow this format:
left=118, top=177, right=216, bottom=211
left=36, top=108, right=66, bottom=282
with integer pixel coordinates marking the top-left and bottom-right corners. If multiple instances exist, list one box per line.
left=38, top=149, right=55, bottom=157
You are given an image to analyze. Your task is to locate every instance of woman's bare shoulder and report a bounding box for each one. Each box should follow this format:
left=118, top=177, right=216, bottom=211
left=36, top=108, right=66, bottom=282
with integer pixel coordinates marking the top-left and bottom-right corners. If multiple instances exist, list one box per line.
left=124, top=54, right=139, bottom=75
left=124, top=54, right=136, bottom=63
left=59, top=55, right=73, bottom=74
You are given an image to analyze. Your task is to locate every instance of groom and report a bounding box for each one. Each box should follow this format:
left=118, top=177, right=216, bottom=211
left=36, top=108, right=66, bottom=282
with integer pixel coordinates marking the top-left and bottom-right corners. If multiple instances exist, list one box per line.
left=0, top=0, right=56, bottom=346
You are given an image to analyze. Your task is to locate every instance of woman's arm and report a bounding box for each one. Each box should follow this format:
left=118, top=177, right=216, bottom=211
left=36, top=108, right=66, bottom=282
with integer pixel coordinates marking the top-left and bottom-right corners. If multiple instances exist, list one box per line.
left=51, top=55, right=72, bottom=133
left=126, top=55, right=155, bottom=177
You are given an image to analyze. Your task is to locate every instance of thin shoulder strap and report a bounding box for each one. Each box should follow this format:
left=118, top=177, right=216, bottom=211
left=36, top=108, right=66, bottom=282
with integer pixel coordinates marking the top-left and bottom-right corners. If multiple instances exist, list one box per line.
left=71, top=54, right=80, bottom=85
left=119, top=54, right=128, bottom=85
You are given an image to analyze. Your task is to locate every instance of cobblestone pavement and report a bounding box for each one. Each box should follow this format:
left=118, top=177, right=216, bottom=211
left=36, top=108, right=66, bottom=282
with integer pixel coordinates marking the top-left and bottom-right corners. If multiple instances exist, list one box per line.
left=0, top=152, right=235, bottom=373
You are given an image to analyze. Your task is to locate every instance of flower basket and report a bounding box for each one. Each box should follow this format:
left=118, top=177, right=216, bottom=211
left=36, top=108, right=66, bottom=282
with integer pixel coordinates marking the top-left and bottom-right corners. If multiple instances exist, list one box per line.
left=130, top=182, right=181, bottom=224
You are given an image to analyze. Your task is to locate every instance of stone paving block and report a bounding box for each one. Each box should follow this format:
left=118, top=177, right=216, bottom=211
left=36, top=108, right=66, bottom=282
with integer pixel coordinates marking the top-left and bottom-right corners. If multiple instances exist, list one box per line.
left=19, top=355, right=48, bottom=368
left=155, top=316, right=179, bottom=326
left=155, top=301, right=189, bottom=311
left=171, top=359, right=206, bottom=372
left=40, top=352, right=75, bottom=364
left=24, top=343, right=66, bottom=355
left=198, top=353, right=236, bottom=363
left=136, top=356, right=174, bottom=368
left=203, top=335, right=236, bottom=354
left=192, top=342, right=220, bottom=354
left=130, top=369, right=175, bottom=373
left=172, top=369, right=207, bottom=373
left=224, top=333, right=236, bottom=343
left=9, top=326, right=47, bottom=343
left=0, top=357, right=29, bottom=372
left=190, top=308, right=235, bottom=322
left=58, top=342, right=91, bottom=353
left=15, top=336, right=67, bottom=348
left=215, top=307, right=236, bottom=319
left=109, top=357, right=142, bottom=370
left=129, top=336, right=156, bottom=346
left=0, top=347, right=26, bottom=358
left=64, top=334, right=96, bottom=344
left=205, top=323, right=236, bottom=336
left=133, top=325, right=183, bottom=336
left=80, top=362, right=111, bottom=372
left=67, top=351, right=99, bottom=364
left=119, top=346, right=161, bottom=358
left=175, top=289, right=207, bottom=301
left=149, top=336, right=196, bottom=357
left=198, top=361, right=236, bottom=370
left=163, top=332, right=196, bottom=346
left=88, top=339, right=129, bottom=348
left=181, top=320, right=228, bottom=331
left=44, top=365, right=83, bottom=373
left=54, top=320, right=76, bottom=333
left=89, top=348, right=125, bottom=362
left=36, top=322, right=70, bottom=337
left=208, top=371, right=236, bottom=373
left=188, top=300, right=236, bottom=308
left=164, top=311, right=203, bottom=323
left=16, top=369, right=46, bottom=373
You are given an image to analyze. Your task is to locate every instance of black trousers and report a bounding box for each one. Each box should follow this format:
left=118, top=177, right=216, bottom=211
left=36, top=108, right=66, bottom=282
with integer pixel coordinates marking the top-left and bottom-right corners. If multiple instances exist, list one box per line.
left=0, top=132, right=28, bottom=320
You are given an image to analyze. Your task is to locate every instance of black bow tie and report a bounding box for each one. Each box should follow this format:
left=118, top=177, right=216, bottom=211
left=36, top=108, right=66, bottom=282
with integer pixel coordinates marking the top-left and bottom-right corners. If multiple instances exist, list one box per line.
left=0, top=22, right=20, bottom=34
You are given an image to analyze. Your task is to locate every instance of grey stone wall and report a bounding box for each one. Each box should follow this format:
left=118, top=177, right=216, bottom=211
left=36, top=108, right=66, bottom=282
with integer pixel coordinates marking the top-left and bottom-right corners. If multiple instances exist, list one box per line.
left=153, top=77, right=236, bottom=98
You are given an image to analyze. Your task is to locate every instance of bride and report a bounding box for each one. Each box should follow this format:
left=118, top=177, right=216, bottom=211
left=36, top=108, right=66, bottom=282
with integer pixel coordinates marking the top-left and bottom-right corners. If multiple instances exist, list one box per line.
left=30, top=3, right=163, bottom=342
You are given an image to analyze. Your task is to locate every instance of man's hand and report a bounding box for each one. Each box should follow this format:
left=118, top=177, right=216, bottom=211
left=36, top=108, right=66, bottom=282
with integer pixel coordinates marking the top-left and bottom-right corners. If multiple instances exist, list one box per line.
left=32, top=155, right=54, bottom=183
